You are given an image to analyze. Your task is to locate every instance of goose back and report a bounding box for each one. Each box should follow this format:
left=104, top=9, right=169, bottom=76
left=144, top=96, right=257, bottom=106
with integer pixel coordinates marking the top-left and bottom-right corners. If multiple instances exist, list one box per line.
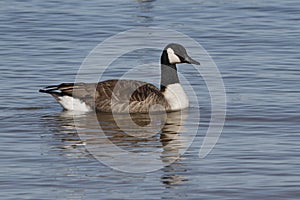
left=96, top=80, right=171, bottom=113
left=42, top=80, right=171, bottom=113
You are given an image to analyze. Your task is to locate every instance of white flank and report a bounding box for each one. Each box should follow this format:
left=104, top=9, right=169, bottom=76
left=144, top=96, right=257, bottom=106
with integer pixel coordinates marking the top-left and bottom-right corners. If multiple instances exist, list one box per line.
left=58, top=96, right=92, bottom=112
left=163, top=83, right=189, bottom=111
left=167, top=48, right=181, bottom=64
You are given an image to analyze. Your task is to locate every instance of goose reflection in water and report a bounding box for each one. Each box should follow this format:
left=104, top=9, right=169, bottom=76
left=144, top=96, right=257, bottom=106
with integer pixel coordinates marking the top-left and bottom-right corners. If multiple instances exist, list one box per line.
left=42, top=110, right=195, bottom=184
left=74, top=110, right=192, bottom=172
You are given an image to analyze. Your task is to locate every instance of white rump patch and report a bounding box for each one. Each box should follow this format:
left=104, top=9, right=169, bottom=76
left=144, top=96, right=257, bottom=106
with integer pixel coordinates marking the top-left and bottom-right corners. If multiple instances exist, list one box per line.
left=58, top=96, right=92, bottom=112
left=163, top=83, right=189, bottom=111
left=167, top=48, right=181, bottom=64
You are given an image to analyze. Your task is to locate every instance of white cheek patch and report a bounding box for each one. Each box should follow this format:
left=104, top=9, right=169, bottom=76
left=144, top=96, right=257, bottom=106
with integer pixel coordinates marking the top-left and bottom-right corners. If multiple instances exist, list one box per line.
left=167, top=48, right=181, bottom=64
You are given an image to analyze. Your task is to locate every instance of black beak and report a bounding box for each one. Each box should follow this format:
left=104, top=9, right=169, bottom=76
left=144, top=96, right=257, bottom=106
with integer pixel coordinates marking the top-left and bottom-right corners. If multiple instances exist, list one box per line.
left=184, top=56, right=200, bottom=65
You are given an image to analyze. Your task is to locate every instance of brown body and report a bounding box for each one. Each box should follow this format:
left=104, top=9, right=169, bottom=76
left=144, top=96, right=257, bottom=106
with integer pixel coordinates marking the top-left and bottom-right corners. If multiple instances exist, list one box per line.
left=41, top=80, right=171, bottom=113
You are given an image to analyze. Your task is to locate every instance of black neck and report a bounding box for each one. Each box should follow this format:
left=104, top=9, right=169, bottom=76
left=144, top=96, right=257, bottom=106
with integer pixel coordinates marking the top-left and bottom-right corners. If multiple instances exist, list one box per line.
left=160, top=50, right=179, bottom=91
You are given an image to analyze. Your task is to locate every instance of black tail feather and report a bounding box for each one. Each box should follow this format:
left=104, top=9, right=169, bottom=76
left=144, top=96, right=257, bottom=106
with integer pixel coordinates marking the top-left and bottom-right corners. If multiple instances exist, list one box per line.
left=39, top=83, right=75, bottom=97
left=39, top=85, right=62, bottom=97
left=39, top=85, right=57, bottom=93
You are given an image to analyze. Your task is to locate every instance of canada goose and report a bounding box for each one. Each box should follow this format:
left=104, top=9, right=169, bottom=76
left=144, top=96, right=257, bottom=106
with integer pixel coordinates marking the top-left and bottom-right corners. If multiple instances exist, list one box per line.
left=39, top=43, right=200, bottom=113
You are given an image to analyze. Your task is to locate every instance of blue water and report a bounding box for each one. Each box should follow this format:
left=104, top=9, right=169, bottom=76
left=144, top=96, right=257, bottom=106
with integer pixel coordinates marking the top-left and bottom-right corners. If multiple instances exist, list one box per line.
left=1, top=0, right=300, bottom=199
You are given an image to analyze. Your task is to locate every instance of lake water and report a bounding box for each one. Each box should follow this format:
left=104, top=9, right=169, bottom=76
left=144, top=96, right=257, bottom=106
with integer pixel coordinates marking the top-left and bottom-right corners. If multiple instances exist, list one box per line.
left=1, top=0, right=300, bottom=199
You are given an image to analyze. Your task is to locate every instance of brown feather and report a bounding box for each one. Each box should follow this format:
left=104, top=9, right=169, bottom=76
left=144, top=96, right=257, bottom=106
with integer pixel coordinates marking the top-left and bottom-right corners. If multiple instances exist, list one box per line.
left=42, top=80, right=171, bottom=113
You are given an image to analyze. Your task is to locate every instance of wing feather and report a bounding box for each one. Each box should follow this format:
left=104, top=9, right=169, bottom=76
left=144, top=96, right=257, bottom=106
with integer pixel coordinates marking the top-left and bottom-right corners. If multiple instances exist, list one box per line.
left=40, top=79, right=170, bottom=113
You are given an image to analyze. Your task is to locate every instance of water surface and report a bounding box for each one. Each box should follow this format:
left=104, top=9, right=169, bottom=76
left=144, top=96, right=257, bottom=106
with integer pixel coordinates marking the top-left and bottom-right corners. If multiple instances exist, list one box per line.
left=1, top=0, right=300, bottom=199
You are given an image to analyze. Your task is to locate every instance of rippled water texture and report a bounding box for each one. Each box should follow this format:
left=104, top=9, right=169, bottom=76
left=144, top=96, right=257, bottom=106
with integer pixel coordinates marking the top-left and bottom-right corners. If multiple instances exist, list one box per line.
left=1, top=0, right=300, bottom=199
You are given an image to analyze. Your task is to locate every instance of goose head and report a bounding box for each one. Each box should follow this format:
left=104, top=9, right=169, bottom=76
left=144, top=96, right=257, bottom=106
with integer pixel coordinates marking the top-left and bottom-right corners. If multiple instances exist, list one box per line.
left=163, top=43, right=200, bottom=65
